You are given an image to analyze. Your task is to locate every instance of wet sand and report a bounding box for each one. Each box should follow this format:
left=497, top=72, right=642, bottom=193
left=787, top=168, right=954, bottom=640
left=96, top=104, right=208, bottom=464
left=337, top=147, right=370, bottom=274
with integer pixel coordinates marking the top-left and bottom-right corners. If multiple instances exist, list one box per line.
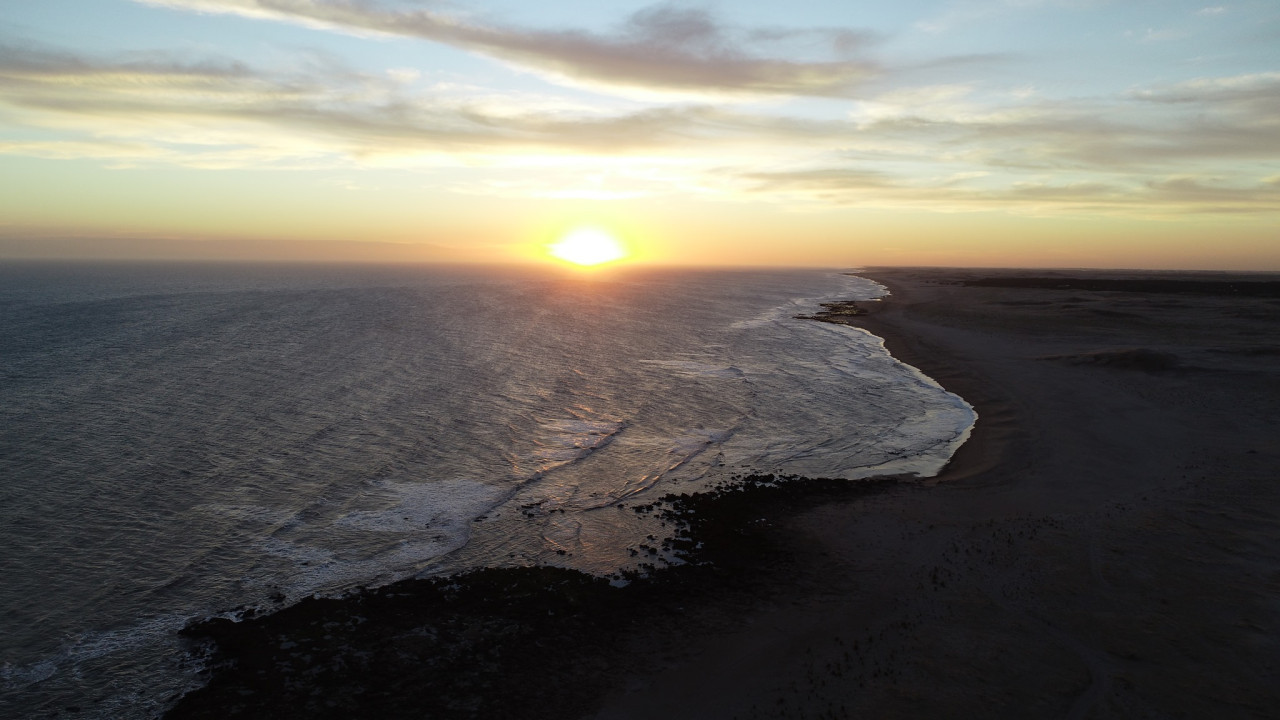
left=168, top=268, right=1280, bottom=719
left=592, top=268, right=1280, bottom=719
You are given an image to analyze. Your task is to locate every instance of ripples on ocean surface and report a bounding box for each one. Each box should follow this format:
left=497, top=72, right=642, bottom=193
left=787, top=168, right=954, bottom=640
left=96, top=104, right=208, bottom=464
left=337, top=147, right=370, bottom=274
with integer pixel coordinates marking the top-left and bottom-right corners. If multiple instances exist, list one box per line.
left=0, top=262, right=973, bottom=717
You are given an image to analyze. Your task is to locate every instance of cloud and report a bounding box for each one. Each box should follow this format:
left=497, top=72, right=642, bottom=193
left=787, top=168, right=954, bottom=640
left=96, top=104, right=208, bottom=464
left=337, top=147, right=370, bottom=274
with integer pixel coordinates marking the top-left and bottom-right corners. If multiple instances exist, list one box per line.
left=742, top=167, right=894, bottom=194
left=733, top=166, right=1280, bottom=215
left=710, top=69, right=1280, bottom=214
left=1145, top=176, right=1280, bottom=210
left=3, top=32, right=1277, bottom=217
left=1132, top=71, right=1280, bottom=109
left=134, top=0, right=880, bottom=98
left=838, top=70, right=1280, bottom=172
left=0, top=42, right=771, bottom=168
left=0, top=139, right=170, bottom=165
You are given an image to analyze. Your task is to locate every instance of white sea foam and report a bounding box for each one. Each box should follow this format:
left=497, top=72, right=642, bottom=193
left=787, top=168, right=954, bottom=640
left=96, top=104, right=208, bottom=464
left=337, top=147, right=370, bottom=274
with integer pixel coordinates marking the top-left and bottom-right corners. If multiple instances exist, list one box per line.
left=251, top=479, right=508, bottom=598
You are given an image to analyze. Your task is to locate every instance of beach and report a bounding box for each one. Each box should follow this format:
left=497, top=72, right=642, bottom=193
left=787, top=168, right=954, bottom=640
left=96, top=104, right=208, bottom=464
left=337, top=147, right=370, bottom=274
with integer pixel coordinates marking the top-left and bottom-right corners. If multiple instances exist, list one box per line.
left=592, top=267, right=1280, bottom=719
left=167, top=267, right=1280, bottom=719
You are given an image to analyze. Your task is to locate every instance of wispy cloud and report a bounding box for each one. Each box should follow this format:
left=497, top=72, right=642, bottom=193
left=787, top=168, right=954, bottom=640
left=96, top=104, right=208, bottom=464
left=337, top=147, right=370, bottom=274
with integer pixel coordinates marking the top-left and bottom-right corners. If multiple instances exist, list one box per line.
left=3, top=32, right=1277, bottom=216
left=720, top=68, right=1280, bottom=214
left=0, top=42, right=764, bottom=168
left=134, top=0, right=881, bottom=98
left=1132, top=71, right=1280, bottom=108
left=735, top=166, right=1280, bottom=215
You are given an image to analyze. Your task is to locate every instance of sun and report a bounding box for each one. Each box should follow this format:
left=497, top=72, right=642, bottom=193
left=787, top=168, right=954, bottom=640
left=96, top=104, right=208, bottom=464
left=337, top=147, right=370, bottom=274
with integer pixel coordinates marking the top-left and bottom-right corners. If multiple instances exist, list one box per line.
left=548, top=228, right=627, bottom=267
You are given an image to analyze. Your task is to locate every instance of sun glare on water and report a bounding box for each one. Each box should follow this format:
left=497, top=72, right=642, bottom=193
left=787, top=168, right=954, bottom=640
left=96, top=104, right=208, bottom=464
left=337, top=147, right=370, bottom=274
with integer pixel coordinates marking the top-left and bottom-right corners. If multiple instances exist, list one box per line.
left=549, top=228, right=627, bottom=267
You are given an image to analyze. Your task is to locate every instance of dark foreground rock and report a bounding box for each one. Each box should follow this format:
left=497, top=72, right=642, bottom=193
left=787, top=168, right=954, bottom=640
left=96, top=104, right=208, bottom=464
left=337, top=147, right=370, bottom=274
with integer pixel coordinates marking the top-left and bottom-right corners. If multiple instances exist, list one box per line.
left=166, top=475, right=894, bottom=720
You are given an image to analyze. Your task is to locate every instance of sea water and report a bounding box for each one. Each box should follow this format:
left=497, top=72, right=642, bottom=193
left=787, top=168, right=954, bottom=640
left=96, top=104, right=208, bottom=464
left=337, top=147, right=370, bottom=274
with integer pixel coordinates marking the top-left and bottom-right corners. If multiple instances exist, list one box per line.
left=0, top=262, right=973, bottom=717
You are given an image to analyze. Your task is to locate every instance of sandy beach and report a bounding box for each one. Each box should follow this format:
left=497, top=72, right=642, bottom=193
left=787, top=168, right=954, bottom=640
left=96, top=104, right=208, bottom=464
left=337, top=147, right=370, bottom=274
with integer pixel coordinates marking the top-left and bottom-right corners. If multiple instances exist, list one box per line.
left=592, top=267, right=1280, bottom=719
left=168, top=267, right=1280, bottom=719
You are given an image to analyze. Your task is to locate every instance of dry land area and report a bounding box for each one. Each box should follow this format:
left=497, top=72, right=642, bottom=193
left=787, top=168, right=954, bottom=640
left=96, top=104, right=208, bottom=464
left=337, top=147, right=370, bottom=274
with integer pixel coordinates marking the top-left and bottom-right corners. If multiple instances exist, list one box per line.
left=594, top=268, right=1280, bottom=720
left=169, top=268, right=1280, bottom=720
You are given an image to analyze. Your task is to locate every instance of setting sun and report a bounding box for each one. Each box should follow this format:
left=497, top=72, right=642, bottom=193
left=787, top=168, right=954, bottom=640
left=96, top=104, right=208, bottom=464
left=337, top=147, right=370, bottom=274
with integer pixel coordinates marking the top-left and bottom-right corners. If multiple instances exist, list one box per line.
left=548, top=228, right=628, bottom=267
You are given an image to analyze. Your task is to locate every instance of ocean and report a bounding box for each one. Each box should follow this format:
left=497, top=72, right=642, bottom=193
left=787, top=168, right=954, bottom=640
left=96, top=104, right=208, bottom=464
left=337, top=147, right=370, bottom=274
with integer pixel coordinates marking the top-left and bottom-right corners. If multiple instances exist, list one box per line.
left=0, top=262, right=974, bottom=718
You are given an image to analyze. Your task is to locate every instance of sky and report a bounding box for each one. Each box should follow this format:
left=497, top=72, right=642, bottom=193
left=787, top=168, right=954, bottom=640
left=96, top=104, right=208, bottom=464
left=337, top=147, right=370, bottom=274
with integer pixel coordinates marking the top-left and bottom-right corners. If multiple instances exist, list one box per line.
left=1, top=0, right=1278, bottom=268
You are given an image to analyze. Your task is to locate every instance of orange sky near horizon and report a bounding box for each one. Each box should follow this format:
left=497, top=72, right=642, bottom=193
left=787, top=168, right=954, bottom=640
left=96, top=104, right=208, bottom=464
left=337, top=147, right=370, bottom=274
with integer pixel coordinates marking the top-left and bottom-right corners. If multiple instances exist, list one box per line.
left=4, top=179, right=1271, bottom=270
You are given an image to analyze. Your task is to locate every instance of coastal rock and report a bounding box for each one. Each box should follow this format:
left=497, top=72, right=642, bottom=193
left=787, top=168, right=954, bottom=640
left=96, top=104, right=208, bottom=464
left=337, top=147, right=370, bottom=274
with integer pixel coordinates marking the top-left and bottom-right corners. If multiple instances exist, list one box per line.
left=794, top=300, right=869, bottom=325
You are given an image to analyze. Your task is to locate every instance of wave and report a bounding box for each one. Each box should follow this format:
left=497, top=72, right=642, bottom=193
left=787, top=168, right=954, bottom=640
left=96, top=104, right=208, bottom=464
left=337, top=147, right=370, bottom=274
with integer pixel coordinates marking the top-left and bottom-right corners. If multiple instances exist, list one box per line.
left=528, top=417, right=627, bottom=471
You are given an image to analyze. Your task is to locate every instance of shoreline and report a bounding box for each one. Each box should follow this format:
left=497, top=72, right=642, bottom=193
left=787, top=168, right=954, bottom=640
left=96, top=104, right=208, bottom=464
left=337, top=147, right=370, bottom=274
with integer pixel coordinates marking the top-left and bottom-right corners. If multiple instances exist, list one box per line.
left=166, top=268, right=1280, bottom=719
left=592, top=267, right=1280, bottom=718
left=804, top=269, right=1021, bottom=488
left=843, top=277, right=1015, bottom=487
